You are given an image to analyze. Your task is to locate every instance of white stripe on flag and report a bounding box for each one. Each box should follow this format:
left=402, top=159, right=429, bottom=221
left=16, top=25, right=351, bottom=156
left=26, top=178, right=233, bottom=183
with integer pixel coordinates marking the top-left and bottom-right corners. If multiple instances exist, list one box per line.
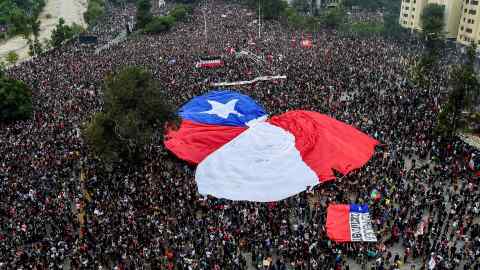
left=195, top=122, right=318, bottom=202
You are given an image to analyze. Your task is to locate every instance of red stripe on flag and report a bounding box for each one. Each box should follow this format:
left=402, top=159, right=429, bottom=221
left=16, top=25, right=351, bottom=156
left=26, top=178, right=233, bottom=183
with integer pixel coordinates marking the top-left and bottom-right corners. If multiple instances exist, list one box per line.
left=164, top=120, right=246, bottom=164
left=268, top=111, right=378, bottom=181
left=326, top=204, right=351, bottom=242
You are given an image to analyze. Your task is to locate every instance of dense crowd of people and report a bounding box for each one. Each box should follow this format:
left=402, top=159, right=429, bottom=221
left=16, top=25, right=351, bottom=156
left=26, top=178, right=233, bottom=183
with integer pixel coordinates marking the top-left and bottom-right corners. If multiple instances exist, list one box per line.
left=0, top=0, right=479, bottom=269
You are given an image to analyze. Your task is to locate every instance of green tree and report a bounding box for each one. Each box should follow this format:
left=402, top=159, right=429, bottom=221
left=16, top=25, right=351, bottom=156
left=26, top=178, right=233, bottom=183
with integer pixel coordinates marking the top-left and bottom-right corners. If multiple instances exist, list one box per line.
left=322, top=6, right=345, bottom=28
left=50, top=18, right=82, bottom=48
left=30, top=18, right=40, bottom=40
left=0, top=0, right=45, bottom=38
left=84, top=67, right=177, bottom=163
left=169, top=4, right=192, bottom=22
left=260, top=0, right=288, bottom=20
left=282, top=6, right=304, bottom=27
left=383, top=0, right=406, bottom=39
left=144, top=15, right=175, bottom=33
left=136, top=0, right=152, bottom=29
left=28, top=38, right=43, bottom=56
left=412, top=4, right=445, bottom=88
left=6, top=7, right=31, bottom=35
left=84, top=0, right=105, bottom=25
left=0, top=75, right=33, bottom=122
left=421, top=3, right=445, bottom=55
left=84, top=111, right=120, bottom=161
left=0, top=61, right=5, bottom=76
left=6, top=51, right=18, bottom=64
left=436, top=43, right=480, bottom=138
left=292, top=0, right=310, bottom=14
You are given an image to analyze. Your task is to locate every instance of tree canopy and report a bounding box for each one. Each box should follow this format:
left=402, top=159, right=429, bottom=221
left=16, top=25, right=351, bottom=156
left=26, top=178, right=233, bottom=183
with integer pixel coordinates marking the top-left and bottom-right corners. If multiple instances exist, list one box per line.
left=322, top=6, right=345, bottom=28
left=84, top=67, right=177, bottom=163
left=0, top=0, right=45, bottom=37
left=50, top=18, right=84, bottom=48
left=84, top=0, right=105, bottom=25
left=421, top=3, right=445, bottom=53
left=421, top=4, right=445, bottom=34
left=0, top=73, right=33, bottom=122
left=144, top=4, right=193, bottom=34
left=136, top=0, right=153, bottom=29
left=436, top=44, right=480, bottom=138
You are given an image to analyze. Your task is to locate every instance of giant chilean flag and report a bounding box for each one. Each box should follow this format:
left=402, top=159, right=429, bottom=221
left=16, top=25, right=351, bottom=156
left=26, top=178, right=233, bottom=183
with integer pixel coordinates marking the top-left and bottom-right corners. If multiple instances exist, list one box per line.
left=326, top=204, right=377, bottom=242
left=165, top=90, right=378, bottom=202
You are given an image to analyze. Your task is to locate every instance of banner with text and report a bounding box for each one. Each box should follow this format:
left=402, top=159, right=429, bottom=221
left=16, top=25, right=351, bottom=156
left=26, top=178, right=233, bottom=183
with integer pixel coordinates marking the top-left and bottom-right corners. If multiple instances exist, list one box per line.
left=326, top=204, right=377, bottom=242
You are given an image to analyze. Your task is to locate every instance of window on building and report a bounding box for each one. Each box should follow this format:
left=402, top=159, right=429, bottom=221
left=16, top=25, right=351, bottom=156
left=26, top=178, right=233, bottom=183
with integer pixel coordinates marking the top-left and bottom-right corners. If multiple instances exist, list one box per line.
left=461, top=26, right=465, bottom=30
left=472, top=0, right=479, bottom=5
left=467, top=28, right=473, bottom=33
left=404, top=13, right=408, bottom=17
left=465, top=8, right=468, bottom=13
left=405, top=6, right=409, bottom=10
left=469, top=9, right=477, bottom=15
left=412, top=8, right=415, bottom=11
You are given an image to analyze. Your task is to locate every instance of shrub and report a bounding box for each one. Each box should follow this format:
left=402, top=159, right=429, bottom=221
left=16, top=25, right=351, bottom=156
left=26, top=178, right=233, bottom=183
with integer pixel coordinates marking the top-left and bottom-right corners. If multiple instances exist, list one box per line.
left=6, top=51, right=18, bottom=65
left=136, top=0, right=153, bottom=29
left=170, top=4, right=191, bottom=21
left=144, top=16, right=175, bottom=33
left=0, top=76, right=33, bottom=122
left=84, top=0, right=105, bottom=25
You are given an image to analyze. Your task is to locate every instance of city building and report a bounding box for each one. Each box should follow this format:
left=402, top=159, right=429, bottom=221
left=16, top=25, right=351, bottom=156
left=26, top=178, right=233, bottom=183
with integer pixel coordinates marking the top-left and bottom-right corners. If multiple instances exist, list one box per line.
left=399, top=0, right=463, bottom=39
left=457, top=0, right=480, bottom=45
left=399, top=0, right=428, bottom=31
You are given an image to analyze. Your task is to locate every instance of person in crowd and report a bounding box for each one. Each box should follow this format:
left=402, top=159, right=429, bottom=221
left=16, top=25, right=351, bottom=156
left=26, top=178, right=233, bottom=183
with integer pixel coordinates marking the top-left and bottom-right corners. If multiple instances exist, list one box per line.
left=0, top=0, right=479, bottom=269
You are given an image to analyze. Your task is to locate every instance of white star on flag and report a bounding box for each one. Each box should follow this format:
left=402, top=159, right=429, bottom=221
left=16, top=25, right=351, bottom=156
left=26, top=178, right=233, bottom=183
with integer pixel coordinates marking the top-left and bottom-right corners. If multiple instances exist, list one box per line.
left=201, top=99, right=243, bottom=119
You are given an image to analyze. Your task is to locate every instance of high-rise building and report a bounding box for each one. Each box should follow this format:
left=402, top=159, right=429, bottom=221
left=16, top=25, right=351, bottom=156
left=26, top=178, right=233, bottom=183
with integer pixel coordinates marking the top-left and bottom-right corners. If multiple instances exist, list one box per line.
left=399, top=0, right=463, bottom=39
left=457, top=0, right=480, bottom=45
left=399, top=0, right=428, bottom=31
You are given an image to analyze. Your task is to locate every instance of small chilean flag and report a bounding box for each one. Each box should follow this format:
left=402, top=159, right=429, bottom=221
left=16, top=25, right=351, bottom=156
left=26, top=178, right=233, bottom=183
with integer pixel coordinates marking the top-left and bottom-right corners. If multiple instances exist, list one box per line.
left=326, top=204, right=377, bottom=242
left=195, top=58, right=224, bottom=69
